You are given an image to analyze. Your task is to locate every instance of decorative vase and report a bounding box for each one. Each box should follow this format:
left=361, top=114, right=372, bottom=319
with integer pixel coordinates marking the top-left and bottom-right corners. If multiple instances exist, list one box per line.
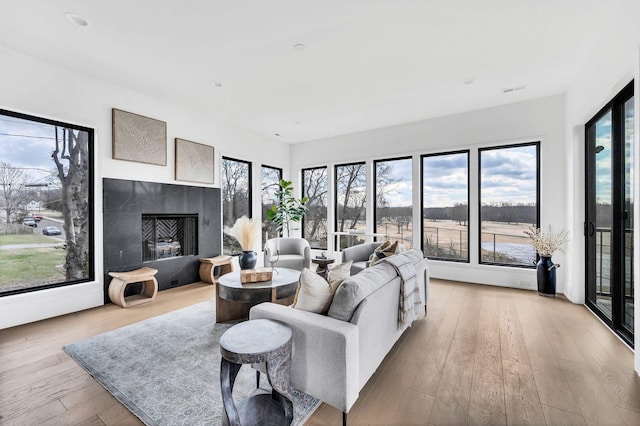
left=536, top=255, right=558, bottom=297
left=238, top=250, right=257, bottom=270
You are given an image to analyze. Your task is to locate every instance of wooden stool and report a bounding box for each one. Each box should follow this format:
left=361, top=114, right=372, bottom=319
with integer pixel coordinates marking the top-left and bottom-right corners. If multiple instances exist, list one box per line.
left=199, top=255, right=233, bottom=284
left=108, top=267, right=158, bottom=308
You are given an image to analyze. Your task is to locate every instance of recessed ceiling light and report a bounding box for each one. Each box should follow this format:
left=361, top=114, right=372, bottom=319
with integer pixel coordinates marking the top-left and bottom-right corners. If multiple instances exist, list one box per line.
left=293, top=44, right=306, bottom=52
left=274, top=133, right=282, bottom=137
left=64, top=12, right=89, bottom=27
left=502, top=85, right=527, bottom=93
left=211, top=81, right=223, bottom=88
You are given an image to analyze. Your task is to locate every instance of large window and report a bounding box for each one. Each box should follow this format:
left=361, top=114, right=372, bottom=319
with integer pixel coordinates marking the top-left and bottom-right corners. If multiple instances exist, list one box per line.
left=222, top=156, right=251, bottom=254
left=374, top=157, right=413, bottom=248
left=479, top=142, right=539, bottom=267
left=335, top=162, right=366, bottom=250
left=0, top=109, right=94, bottom=296
left=261, top=165, right=282, bottom=243
left=302, top=167, right=328, bottom=249
left=422, top=151, right=469, bottom=262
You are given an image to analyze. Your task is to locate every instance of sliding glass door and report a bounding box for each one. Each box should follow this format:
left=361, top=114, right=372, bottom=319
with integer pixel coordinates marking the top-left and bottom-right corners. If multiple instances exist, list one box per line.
left=585, top=81, right=634, bottom=346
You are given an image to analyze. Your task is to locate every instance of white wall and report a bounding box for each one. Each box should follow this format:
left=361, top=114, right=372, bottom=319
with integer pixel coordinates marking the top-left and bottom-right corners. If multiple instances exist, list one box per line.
left=0, top=47, right=289, bottom=329
left=291, top=95, right=568, bottom=293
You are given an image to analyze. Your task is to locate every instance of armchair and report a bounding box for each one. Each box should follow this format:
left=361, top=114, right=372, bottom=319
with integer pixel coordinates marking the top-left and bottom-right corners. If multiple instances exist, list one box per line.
left=264, top=237, right=311, bottom=271
left=340, top=242, right=383, bottom=276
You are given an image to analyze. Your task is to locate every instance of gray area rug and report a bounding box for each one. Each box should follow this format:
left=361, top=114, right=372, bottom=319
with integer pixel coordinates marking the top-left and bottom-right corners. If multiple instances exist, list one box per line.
left=63, top=301, right=320, bottom=425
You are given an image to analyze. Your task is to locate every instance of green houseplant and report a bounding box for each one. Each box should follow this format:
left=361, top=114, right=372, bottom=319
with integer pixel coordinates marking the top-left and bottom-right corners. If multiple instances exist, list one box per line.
left=266, top=179, right=308, bottom=237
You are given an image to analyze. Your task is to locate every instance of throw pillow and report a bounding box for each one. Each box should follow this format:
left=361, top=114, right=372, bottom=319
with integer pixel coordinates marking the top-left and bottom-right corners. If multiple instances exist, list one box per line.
left=292, top=261, right=352, bottom=314
left=327, top=259, right=352, bottom=284
left=369, top=240, right=400, bottom=265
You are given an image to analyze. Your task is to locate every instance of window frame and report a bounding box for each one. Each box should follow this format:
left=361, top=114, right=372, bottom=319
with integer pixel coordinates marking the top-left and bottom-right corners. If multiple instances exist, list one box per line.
left=420, top=150, right=470, bottom=263
left=301, top=166, right=328, bottom=250
left=260, top=164, right=283, bottom=240
left=373, top=155, right=413, bottom=247
left=221, top=156, right=252, bottom=254
left=478, top=141, right=540, bottom=268
left=334, top=161, right=367, bottom=251
left=0, top=108, right=95, bottom=297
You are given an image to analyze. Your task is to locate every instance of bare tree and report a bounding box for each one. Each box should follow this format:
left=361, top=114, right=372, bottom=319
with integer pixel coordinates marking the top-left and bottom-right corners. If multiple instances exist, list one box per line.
left=52, top=127, right=90, bottom=280
left=222, top=158, right=250, bottom=252
left=336, top=163, right=367, bottom=232
left=222, top=158, right=250, bottom=227
left=375, top=162, right=394, bottom=208
left=0, top=162, right=31, bottom=225
left=302, top=168, right=328, bottom=245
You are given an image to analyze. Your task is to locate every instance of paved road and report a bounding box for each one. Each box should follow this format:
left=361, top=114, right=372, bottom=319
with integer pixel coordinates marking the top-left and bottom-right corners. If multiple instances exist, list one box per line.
left=0, top=243, right=64, bottom=250
left=0, top=215, right=66, bottom=250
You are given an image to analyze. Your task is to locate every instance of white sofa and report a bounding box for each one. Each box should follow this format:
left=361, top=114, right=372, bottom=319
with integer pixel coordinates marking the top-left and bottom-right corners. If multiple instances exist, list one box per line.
left=249, top=249, right=429, bottom=424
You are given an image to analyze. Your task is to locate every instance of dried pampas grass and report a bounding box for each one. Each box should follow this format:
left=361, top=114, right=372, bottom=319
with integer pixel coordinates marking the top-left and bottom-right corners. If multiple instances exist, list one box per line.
left=225, top=216, right=260, bottom=251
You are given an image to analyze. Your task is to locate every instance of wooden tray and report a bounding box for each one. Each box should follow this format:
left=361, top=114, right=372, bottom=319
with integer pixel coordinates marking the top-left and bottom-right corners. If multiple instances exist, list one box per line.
left=240, top=268, right=273, bottom=283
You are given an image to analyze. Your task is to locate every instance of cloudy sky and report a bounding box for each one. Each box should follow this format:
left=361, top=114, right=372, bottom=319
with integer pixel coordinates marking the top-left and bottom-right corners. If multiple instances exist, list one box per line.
left=480, top=145, right=537, bottom=206
left=423, top=152, right=468, bottom=208
left=377, top=157, right=413, bottom=207
left=0, top=114, right=58, bottom=185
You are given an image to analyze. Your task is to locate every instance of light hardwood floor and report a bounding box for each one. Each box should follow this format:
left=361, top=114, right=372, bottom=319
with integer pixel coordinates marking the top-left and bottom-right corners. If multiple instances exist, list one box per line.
left=1, top=279, right=639, bottom=425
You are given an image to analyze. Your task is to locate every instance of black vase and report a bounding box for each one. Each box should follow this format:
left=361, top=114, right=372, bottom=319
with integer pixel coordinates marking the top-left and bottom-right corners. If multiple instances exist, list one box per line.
left=238, top=250, right=257, bottom=270
left=536, top=256, right=556, bottom=297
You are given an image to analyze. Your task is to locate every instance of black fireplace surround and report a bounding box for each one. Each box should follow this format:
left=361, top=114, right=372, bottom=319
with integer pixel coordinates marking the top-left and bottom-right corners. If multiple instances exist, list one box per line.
left=103, top=178, right=221, bottom=304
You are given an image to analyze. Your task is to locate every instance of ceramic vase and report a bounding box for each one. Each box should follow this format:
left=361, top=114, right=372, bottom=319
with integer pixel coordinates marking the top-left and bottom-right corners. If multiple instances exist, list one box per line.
left=536, top=255, right=557, bottom=297
left=238, top=250, right=257, bottom=270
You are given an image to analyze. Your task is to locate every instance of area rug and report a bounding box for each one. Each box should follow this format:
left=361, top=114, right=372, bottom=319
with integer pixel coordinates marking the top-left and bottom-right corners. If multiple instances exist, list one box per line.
left=63, top=301, right=320, bottom=425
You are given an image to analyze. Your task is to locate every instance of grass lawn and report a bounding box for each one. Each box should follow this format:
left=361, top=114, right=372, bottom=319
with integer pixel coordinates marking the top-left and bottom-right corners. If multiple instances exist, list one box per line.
left=0, top=233, right=58, bottom=245
left=0, top=247, right=66, bottom=291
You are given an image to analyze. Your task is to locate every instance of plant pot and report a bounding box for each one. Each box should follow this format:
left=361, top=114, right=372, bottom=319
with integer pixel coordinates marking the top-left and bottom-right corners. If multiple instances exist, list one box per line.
left=238, top=250, right=257, bottom=270
left=536, top=255, right=557, bottom=297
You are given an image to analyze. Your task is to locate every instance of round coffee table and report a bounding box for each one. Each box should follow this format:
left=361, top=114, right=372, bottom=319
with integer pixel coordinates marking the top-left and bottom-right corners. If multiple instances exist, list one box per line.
left=216, top=268, right=300, bottom=322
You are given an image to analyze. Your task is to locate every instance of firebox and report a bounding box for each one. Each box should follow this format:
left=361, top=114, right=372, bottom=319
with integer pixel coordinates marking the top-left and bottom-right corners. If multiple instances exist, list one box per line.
left=142, top=214, right=198, bottom=262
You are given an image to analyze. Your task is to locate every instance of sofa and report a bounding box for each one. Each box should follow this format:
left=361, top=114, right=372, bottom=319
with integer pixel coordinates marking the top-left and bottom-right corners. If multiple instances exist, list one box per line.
left=249, top=249, right=429, bottom=424
left=263, top=237, right=311, bottom=271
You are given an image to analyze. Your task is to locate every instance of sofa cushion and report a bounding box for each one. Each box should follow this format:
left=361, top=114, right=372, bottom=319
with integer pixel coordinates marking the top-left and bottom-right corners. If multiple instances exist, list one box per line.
left=293, top=261, right=352, bottom=314
left=328, top=262, right=398, bottom=322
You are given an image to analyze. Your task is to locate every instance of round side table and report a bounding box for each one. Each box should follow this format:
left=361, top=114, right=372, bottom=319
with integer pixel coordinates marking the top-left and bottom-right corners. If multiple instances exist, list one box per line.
left=220, top=319, right=293, bottom=426
left=311, top=257, right=335, bottom=279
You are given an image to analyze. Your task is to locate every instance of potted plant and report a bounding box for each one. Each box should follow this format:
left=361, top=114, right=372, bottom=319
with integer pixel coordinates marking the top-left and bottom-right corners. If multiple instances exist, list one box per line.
left=226, top=216, right=260, bottom=269
left=266, top=179, right=309, bottom=237
left=524, top=225, right=569, bottom=297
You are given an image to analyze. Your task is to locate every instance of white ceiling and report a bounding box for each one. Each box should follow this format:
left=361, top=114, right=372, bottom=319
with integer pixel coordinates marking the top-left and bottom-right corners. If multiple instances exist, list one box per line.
left=0, top=0, right=625, bottom=143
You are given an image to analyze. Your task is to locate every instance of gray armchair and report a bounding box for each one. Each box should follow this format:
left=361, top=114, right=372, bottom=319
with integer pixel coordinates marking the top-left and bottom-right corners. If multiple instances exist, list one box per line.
left=264, top=237, right=311, bottom=271
left=340, top=242, right=383, bottom=275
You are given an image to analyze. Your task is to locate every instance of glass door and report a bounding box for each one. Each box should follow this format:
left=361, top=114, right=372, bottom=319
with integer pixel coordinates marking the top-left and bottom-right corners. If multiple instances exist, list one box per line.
left=585, top=81, right=634, bottom=346
left=623, top=96, right=634, bottom=335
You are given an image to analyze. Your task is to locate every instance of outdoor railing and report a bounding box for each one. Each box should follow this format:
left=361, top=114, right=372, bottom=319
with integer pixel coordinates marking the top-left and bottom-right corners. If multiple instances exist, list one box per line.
left=423, top=226, right=468, bottom=261
left=594, top=227, right=634, bottom=300
left=479, top=231, right=535, bottom=266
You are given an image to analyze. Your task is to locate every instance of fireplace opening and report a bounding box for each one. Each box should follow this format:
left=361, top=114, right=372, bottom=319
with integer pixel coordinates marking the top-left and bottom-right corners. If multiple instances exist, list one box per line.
left=142, top=214, right=198, bottom=262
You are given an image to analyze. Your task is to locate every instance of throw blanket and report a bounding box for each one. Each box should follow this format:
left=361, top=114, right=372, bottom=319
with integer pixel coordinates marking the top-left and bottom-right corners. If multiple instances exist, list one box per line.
left=380, top=249, right=423, bottom=331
